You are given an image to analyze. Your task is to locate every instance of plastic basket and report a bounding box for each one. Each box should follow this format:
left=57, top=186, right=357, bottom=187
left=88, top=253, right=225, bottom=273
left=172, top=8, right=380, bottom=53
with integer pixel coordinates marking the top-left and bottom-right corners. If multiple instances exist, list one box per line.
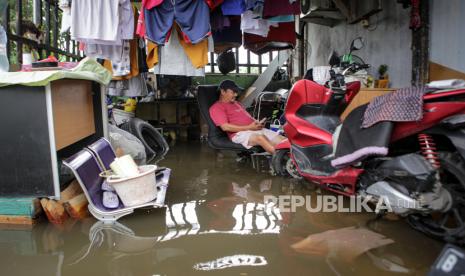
left=112, top=108, right=135, bottom=126
left=105, top=165, right=157, bottom=207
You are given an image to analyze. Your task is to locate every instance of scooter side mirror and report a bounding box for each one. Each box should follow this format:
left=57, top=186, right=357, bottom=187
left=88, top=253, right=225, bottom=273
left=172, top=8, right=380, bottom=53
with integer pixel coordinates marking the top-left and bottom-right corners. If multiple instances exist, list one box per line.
left=328, top=51, right=341, bottom=67
left=349, top=37, right=364, bottom=54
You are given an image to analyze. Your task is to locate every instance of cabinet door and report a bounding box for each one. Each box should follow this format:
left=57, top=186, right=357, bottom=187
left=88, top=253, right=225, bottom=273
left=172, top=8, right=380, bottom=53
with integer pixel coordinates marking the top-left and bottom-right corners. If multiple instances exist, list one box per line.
left=52, top=80, right=95, bottom=150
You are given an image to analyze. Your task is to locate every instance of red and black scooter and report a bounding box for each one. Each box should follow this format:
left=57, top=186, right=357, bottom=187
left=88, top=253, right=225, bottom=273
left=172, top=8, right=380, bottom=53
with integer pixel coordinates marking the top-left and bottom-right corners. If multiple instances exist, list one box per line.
left=271, top=63, right=364, bottom=178
left=273, top=67, right=465, bottom=243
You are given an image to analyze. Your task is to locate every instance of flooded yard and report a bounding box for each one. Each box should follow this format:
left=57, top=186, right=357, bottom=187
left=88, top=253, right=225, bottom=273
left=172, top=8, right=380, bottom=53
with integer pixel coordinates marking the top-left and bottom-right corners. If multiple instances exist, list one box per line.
left=0, top=142, right=444, bottom=275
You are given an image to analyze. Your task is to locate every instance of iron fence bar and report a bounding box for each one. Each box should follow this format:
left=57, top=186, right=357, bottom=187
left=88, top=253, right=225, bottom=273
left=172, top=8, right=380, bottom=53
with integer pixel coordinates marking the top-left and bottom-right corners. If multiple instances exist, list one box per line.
left=53, top=0, right=58, bottom=49
left=210, top=52, right=214, bottom=72
left=235, top=47, right=239, bottom=73
left=65, top=32, right=70, bottom=61
left=247, top=49, right=251, bottom=74
left=16, top=0, right=23, bottom=64
left=45, top=0, right=51, bottom=56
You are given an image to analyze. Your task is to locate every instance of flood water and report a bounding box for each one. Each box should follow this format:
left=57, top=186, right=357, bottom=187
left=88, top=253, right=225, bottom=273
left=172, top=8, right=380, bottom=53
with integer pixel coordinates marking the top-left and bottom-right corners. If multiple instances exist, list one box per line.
left=0, top=142, right=445, bottom=275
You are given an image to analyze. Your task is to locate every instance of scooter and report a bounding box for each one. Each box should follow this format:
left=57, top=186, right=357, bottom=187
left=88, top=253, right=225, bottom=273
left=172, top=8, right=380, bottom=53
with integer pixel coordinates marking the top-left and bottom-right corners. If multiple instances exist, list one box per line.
left=271, top=62, right=366, bottom=178
left=276, top=66, right=465, bottom=244
left=272, top=38, right=369, bottom=177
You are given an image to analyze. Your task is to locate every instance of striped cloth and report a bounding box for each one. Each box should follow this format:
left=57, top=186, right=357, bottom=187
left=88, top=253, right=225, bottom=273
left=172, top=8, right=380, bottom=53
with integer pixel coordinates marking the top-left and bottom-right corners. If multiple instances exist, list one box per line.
left=362, top=86, right=425, bottom=128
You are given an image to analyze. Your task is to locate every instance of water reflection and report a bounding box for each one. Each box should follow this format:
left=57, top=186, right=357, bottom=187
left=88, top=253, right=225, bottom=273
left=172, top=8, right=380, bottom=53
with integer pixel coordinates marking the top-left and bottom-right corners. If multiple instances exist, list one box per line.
left=193, top=254, right=268, bottom=271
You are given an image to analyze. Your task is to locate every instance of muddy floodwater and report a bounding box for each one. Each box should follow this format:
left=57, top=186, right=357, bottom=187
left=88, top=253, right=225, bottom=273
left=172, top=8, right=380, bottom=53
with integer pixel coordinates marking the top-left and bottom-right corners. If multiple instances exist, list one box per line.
left=0, top=142, right=445, bottom=275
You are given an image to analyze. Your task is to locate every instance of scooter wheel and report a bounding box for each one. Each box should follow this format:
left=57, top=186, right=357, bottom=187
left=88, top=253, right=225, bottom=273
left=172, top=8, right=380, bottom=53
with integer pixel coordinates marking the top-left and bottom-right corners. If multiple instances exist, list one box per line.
left=272, top=149, right=302, bottom=179
left=407, top=152, right=465, bottom=245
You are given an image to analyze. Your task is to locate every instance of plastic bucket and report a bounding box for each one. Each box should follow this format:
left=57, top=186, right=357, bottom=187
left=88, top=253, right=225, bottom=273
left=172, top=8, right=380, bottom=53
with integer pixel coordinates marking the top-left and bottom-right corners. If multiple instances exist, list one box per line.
left=112, top=108, right=135, bottom=125
left=106, top=165, right=157, bottom=207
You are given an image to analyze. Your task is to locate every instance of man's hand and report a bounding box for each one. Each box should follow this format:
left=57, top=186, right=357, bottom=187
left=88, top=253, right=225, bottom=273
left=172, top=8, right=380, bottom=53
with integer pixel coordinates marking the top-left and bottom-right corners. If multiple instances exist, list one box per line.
left=248, top=120, right=264, bottom=130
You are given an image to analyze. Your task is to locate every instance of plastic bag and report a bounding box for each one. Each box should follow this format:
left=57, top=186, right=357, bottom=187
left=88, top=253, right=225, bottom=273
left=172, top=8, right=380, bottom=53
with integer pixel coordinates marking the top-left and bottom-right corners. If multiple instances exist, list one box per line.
left=108, top=124, right=146, bottom=165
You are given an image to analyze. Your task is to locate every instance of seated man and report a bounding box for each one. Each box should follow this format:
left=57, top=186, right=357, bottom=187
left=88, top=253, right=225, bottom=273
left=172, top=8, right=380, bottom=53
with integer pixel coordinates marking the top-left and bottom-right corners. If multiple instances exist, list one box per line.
left=209, top=80, right=285, bottom=154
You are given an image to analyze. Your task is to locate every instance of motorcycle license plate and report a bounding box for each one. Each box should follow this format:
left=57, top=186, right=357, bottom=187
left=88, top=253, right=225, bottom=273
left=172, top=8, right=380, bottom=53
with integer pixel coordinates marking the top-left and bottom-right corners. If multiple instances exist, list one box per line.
left=428, top=244, right=465, bottom=276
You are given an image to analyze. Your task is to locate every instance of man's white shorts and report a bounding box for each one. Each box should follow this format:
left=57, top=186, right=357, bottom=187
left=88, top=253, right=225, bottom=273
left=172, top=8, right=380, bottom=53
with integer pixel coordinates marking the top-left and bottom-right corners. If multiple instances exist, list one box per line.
left=231, top=129, right=280, bottom=149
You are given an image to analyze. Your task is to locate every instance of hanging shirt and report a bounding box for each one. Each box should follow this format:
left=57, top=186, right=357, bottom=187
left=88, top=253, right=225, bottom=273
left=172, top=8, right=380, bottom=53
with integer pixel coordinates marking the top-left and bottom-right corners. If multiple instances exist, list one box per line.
left=243, top=22, right=296, bottom=54
left=71, top=0, right=133, bottom=44
left=104, top=6, right=140, bottom=79
left=262, top=0, right=300, bottom=18
left=205, top=0, right=224, bottom=10
left=152, top=26, right=205, bottom=76
left=212, top=16, right=242, bottom=53
left=221, top=0, right=246, bottom=15
left=241, top=10, right=278, bottom=37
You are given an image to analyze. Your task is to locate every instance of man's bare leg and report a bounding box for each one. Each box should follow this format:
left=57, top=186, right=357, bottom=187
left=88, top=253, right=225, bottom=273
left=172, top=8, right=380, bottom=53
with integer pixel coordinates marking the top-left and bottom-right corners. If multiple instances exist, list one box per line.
left=270, top=135, right=286, bottom=146
left=248, top=134, right=276, bottom=154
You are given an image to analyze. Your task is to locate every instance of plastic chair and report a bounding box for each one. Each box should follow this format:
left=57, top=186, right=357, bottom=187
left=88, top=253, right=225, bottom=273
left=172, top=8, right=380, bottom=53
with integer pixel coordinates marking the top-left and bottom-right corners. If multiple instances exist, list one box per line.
left=87, top=138, right=115, bottom=171
left=63, top=149, right=166, bottom=222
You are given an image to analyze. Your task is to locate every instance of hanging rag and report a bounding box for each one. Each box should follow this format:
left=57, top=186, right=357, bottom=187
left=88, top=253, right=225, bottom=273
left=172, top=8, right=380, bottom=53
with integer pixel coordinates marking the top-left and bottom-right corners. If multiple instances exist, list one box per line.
left=362, top=86, right=425, bottom=128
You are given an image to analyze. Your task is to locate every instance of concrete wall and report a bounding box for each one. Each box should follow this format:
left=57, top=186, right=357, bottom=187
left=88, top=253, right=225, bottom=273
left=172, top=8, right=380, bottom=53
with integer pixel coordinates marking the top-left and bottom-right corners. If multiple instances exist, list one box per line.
left=304, top=1, right=412, bottom=87
left=430, top=0, right=465, bottom=73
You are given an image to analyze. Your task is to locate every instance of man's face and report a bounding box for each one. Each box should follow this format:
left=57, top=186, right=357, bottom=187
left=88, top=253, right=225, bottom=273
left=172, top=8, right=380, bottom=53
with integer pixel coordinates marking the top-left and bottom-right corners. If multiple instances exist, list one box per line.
left=221, top=88, right=238, bottom=102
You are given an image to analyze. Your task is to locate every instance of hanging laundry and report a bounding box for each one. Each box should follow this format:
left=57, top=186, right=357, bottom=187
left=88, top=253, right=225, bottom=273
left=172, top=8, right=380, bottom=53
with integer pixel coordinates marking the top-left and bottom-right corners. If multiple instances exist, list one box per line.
left=137, top=39, right=149, bottom=74
left=104, top=7, right=145, bottom=79
left=104, top=40, right=139, bottom=79
left=144, top=0, right=211, bottom=45
left=205, top=0, right=225, bottom=10
left=177, top=28, right=210, bottom=69
left=245, top=0, right=263, bottom=11
left=59, top=0, right=71, bottom=33
left=71, top=0, right=134, bottom=44
left=109, top=41, right=131, bottom=77
left=71, top=0, right=134, bottom=72
left=107, top=73, right=149, bottom=97
left=211, top=12, right=242, bottom=53
left=152, top=26, right=206, bottom=76
left=268, top=15, right=295, bottom=23
left=211, top=9, right=232, bottom=31
left=136, top=0, right=165, bottom=38
left=146, top=41, right=159, bottom=69
left=245, top=0, right=264, bottom=18
left=243, top=22, right=296, bottom=55
left=262, top=0, right=300, bottom=18
left=241, top=10, right=278, bottom=37
left=221, top=0, right=246, bottom=15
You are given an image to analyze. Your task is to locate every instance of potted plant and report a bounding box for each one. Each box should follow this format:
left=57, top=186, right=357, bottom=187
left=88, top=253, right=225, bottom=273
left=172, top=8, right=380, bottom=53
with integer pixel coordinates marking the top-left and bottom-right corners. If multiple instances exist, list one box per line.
left=376, top=64, right=389, bottom=88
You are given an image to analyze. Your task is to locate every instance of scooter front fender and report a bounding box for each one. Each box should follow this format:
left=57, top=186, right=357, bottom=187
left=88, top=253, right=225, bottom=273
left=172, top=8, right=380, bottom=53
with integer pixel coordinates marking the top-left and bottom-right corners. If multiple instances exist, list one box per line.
left=275, top=138, right=290, bottom=150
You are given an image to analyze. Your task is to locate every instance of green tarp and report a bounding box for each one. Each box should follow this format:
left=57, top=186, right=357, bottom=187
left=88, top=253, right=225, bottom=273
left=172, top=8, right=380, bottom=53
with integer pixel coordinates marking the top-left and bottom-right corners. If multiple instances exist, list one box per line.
left=0, top=57, right=112, bottom=87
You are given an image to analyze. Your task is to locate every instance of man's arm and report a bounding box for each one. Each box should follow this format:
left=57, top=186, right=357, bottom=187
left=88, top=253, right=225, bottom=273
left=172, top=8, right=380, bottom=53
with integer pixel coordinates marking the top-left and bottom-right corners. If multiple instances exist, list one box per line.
left=220, top=121, right=263, bottom=132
